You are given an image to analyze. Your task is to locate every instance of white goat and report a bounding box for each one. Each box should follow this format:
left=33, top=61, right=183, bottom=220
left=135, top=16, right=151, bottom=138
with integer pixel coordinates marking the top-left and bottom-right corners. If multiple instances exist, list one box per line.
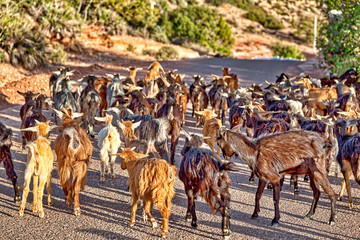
left=19, top=120, right=54, bottom=218
left=95, top=114, right=121, bottom=182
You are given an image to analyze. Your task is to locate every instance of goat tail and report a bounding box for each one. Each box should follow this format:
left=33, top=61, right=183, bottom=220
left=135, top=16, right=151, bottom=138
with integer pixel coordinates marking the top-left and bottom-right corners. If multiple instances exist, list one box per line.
left=25, top=143, right=40, bottom=176
left=220, top=162, right=239, bottom=172
left=155, top=117, right=170, bottom=142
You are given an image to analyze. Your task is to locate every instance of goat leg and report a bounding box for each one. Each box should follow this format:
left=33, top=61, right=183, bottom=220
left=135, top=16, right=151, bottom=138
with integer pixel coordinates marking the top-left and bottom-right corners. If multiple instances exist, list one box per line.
left=304, top=175, right=320, bottom=220
left=185, top=187, right=197, bottom=227
left=37, top=175, right=47, bottom=218
left=3, top=157, right=20, bottom=202
left=143, top=200, right=157, bottom=228
left=46, top=174, right=53, bottom=206
left=32, top=176, right=39, bottom=213
left=271, top=181, right=281, bottom=226
left=130, top=194, right=139, bottom=226
left=251, top=178, right=266, bottom=219
left=293, top=175, right=299, bottom=200
left=221, top=206, right=231, bottom=240
left=249, top=172, right=255, bottom=183
left=304, top=175, right=309, bottom=182
left=19, top=171, right=32, bottom=216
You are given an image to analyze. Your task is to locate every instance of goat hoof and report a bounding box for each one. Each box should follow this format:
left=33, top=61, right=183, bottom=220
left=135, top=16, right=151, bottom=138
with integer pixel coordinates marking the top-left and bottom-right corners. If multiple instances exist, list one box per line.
left=337, top=196, right=343, bottom=201
left=303, top=214, right=312, bottom=220
left=223, top=236, right=230, bottom=240
left=19, top=209, right=24, bottom=217
left=48, top=199, right=53, bottom=206
left=249, top=180, right=254, bottom=184
left=151, top=220, right=158, bottom=228
left=328, top=220, right=335, bottom=225
left=348, top=202, right=354, bottom=209
left=294, top=190, right=299, bottom=200
left=303, top=176, right=309, bottom=182
left=271, top=220, right=279, bottom=226
left=143, top=211, right=148, bottom=222
left=161, top=230, right=168, bottom=238
left=191, top=221, right=197, bottom=228
left=32, top=207, right=38, bottom=213
left=100, top=176, right=105, bottom=183
left=251, top=213, right=258, bottom=219
left=14, top=196, right=21, bottom=203
left=111, top=174, right=115, bottom=179
left=129, top=221, right=135, bottom=227
left=74, top=208, right=81, bottom=216
left=39, top=211, right=45, bottom=218
left=185, top=214, right=192, bottom=222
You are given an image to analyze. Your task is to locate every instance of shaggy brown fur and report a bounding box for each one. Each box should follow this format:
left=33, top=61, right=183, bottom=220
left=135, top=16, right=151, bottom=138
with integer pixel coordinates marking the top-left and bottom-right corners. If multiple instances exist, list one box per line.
left=217, top=128, right=336, bottom=226
left=115, top=148, right=176, bottom=238
left=54, top=114, right=92, bottom=216
left=197, top=110, right=222, bottom=155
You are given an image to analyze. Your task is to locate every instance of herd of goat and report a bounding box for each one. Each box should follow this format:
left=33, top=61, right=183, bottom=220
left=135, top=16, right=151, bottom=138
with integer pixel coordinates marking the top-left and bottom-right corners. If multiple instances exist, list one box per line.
left=0, top=60, right=360, bottom=239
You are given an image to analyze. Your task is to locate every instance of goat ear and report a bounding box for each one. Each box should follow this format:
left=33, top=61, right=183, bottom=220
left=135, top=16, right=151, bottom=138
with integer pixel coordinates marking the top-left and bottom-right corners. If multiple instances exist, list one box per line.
left=21, top=126, right=37, bottom=132
left=130, top=147, right=136, bottom=151
left=117, top=120, right=125, bottom=131
left=123, top=67, right=129, bottom=71
left=73, top=112, right=83, bottom=118
left=218, top=127, right=227, bottom=139
left=51, top=107, right=64, bottom=119
left=35, top=119, right=40, bottom=125
left=194, top=111, right=203, bottom=116
left=202, top=136, right=211, bottom=140
left=106, top=73, right=114, bottom=79
left=136, top=67, right=143, bottom=71
left=95, top=117, right=106, bottom=122
left=132, top=121, right=141, bottom=130
left=346, top=119, right=358, bottom=127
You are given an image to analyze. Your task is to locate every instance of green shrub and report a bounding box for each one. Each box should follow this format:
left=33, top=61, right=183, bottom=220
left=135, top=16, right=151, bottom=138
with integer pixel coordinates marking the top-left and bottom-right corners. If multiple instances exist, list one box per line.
left=317, top=0, right=360, bottom=73
left=206, top=0, right=250, bottom=9
left=166, top=5, right=234, bottom=55
left=127, top=44, right=136, bottom=53
left=271, top=42, right=305, bottom=60
left=155, top=46, right=179, bottom=60
left=246, top=6, right=284, bottom=30
left=142, top=49, right=156, bottom=57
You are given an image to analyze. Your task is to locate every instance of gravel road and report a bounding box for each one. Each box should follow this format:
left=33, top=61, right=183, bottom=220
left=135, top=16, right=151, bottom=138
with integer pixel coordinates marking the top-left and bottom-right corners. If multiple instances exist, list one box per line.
left=0, top=58, right=359, bottom=240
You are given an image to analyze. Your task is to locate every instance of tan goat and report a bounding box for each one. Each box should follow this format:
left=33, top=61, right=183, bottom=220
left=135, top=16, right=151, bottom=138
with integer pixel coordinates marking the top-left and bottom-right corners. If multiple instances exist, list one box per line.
left=19, top=120, right=54, bottom=218
left=113, top=148, right=177, bottom=238
left=144, top=61, right=165, bottom=86
left=118, top=120, right=141, bottom=147
left=95, top=114, right=121, bottom=182
left=196, top=109, right=222, bottom=155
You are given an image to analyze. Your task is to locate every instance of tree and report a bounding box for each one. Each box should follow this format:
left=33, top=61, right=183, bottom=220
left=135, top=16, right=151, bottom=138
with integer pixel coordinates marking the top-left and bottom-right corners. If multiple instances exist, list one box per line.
left=317, top=1, right=360, bottom=74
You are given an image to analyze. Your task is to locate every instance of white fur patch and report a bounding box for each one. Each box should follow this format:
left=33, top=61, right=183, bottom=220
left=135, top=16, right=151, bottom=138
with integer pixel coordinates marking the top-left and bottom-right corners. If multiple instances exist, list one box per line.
left=64, top=127, right=81, bottom=154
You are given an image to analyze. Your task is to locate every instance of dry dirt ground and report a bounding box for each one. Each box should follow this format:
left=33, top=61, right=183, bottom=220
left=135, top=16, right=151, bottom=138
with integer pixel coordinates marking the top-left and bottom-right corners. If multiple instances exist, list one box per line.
left=0, top=55, right=359, bottom=239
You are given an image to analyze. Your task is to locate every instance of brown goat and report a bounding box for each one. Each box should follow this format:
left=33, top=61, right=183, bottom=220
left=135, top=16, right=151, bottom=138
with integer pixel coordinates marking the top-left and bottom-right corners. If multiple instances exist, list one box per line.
left=180, top=132, right=237, bottom=239
left=196, top=109, right=222, bottom=155
left=113, top=148, right=177, bottom=238
left=144, top=61, right=165, bottom=86
left=217, top=128, right=336, bottom=226
left=95, top=77, right=111, bottom=117
left=54, top=108, right=93, bottom=216
left=222, top=67, right=239, bottom=93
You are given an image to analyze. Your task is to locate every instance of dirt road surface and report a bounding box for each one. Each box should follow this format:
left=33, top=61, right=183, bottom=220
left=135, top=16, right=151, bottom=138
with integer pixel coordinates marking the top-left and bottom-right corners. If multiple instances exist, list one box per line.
left=0, top=58, right=359, bottom=240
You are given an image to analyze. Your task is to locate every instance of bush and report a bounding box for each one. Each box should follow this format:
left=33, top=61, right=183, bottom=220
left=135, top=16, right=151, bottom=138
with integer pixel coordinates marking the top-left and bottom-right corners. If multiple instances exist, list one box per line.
left=166, top=5, right=234, bottom=55
left=294, top=15, right=315, bottom=44
left=127, top=44, right=136, bottom=53
left=206, top=0, right=250, bottom=9
left=317, top=0, right=360, bottom=73
left=246, top=6, right=284, bottom=30
left=142, top=49, right=156, bottom=57
left=155, top=46, right=179, bottom=60
left=271, top=42, right=305, bottom=60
